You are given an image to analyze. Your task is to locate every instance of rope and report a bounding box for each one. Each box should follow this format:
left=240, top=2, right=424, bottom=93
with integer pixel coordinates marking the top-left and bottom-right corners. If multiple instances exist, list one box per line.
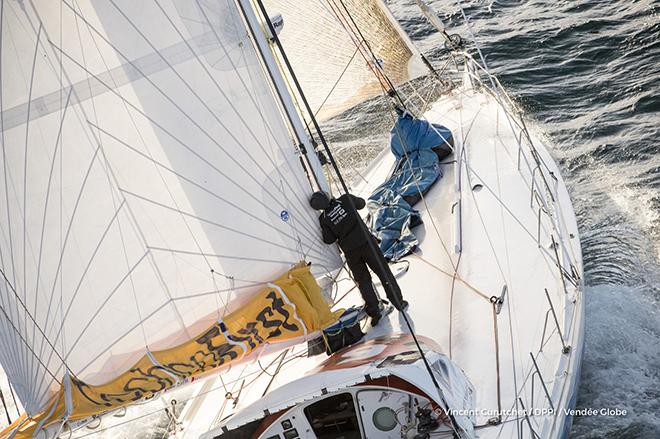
left=0, top=268, right=66, bottom=380
left=324, top=0, right=406, bottom=108
left=252, top=2, right=463, bottom=435
left=410, top=254, right=490, bottom=302
left=490, top=298, right=503, bottom=424
left=0, top=388, right=11, bottom=425
left=313, top=46, right=360, bottom=117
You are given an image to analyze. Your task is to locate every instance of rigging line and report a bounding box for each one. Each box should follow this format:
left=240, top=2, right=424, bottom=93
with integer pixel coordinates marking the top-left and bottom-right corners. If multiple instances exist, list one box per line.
left=0, top=236, right=24, bottom=390
left=314, top=46, right=360, bottom=118
left=0, top=263, right=26, bottom=388
left=492, top=106, right=523, bottom=397
left=8, top=381, right=20, bottom=419
left=325, top=139, right=372, bottom=186
left=57, top=0, right=67, bottom=375
left=409, top=253, right=490, bottom=301
left=447, top=250, right=462, bottom=360
left=324, top=0, right=400, bottom=106
left=260, top=349, right=288, bottom=397
left=0, top=310, right=21, bottom=388
left=0, top=299, right=61, bottom=385
left=94, top=1, right=321, bottom=234
left=118, top=188, right=330, bottom=262
left=334, top=0, right=407, bottom=108
left=463, top=162, right=575, bottom=281
left=330, top=0, right=393, bottom=90
left=72, top=354, right=286, bottom=439
left=0, top=268, right=63, bottom=384
left=466, top=166, right=508, bottom=285
left=254, top=4, right=458, bottom=435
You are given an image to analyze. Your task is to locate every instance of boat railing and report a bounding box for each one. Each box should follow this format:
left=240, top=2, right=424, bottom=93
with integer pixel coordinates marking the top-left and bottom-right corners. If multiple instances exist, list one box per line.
left=443, top=51, right=581, bottom=436
left=457, top=52, right=581, bottom=287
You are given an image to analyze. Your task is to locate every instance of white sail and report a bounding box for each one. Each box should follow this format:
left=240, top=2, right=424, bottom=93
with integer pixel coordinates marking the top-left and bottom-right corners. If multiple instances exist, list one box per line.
left=0, top=0, right=340, bottom=418
left=263, top=0, right=424, bottom=120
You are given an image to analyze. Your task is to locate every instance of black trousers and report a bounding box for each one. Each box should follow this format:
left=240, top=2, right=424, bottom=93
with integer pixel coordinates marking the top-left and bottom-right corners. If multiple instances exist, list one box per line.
left=344, top=241, right=404, bottom=318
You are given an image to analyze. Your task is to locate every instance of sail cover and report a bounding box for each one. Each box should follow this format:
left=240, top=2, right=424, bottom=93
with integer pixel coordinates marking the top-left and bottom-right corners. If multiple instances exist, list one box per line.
left=264, top=0, right=424, bottom=120
left=4, top=264, right=339, bottom=438
left=0, top=0, right=340, bottom=426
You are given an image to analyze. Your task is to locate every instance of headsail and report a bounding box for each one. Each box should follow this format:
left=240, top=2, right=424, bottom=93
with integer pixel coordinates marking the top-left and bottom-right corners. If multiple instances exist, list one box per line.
left=0, top=0, right=340, bottom=431
left=263, top=0, right=424, bottom=120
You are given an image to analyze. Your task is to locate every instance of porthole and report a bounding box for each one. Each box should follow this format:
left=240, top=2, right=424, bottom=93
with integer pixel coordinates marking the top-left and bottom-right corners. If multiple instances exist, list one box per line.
left=372, top=407, right=397, bottom=431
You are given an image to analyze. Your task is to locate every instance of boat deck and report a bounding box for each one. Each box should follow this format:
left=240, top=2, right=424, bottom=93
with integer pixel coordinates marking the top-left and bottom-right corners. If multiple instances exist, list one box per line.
left=177, top=85, right=585, bottom=439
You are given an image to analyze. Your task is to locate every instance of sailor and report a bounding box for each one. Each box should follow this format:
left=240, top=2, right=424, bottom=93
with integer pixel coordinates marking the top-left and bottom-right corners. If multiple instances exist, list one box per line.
left=310, top=191, right=408, bottom=326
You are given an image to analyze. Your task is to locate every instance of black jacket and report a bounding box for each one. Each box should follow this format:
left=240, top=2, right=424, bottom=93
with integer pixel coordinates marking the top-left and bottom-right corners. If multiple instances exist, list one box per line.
left=319, top=194, right=367, bottom=253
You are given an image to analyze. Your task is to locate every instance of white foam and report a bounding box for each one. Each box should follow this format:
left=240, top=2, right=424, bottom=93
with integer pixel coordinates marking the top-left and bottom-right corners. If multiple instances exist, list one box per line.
left=573, top=284, right=660, bottom=437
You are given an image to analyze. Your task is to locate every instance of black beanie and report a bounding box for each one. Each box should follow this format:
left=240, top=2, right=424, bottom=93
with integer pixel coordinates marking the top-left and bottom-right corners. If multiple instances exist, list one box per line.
left=309, top=191, right=330, bottom=210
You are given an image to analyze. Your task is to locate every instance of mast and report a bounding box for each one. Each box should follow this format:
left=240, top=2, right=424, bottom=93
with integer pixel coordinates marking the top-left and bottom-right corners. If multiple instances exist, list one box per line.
left=236, top=0, right=330, bottom=194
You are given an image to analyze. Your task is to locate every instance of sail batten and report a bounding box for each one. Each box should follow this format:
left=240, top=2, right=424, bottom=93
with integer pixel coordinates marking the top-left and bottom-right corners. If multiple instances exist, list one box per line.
left=0, top=0, right=341, bottom=424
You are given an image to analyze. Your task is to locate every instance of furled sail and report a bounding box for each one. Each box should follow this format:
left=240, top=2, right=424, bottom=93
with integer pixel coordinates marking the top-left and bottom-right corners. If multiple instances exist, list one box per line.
left=3, top=264, right=339, bottom=438
left=263, top=0, right=424, bottom=120
left=0, top=0, right=340, bottom=434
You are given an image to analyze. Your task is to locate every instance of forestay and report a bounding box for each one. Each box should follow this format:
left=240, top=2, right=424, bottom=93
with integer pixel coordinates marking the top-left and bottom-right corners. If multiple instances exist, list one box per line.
left=0, top=0, right=340, bottom=427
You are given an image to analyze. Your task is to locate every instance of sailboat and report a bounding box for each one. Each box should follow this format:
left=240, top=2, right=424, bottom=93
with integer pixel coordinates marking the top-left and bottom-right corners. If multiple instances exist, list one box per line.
left=0, top=0, right=584, bottom=438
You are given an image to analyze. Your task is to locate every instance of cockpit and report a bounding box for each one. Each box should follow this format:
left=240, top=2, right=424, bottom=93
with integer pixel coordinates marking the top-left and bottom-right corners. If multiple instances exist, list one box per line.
left=204, top=335, right=476, bottom=439
left=213, top=384, right=452, bottom=439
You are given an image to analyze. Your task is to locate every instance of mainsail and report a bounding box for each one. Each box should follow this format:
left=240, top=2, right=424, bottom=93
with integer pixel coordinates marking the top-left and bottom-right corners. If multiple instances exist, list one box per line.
left=263, top=0, right=424, bottom=120
left=0, top=0, right=341, bottom=435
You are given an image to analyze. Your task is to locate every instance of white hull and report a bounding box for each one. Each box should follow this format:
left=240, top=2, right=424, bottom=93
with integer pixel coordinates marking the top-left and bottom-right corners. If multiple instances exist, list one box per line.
left=175, top=79, right=584, bottom=439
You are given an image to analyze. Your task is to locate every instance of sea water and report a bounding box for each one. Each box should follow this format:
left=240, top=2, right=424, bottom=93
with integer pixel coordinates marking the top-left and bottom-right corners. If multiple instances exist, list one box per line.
left=389, top=1, right=660, bottom=437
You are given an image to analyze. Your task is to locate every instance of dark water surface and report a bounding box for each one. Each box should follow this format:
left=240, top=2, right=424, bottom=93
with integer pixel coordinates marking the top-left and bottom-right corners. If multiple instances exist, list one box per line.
left=380, top=1, right=659, bottom=437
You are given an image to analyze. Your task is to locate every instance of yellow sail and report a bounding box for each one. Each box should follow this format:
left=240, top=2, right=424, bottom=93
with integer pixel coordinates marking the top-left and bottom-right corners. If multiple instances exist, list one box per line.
left=1, top=263, right=338, bottom=439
